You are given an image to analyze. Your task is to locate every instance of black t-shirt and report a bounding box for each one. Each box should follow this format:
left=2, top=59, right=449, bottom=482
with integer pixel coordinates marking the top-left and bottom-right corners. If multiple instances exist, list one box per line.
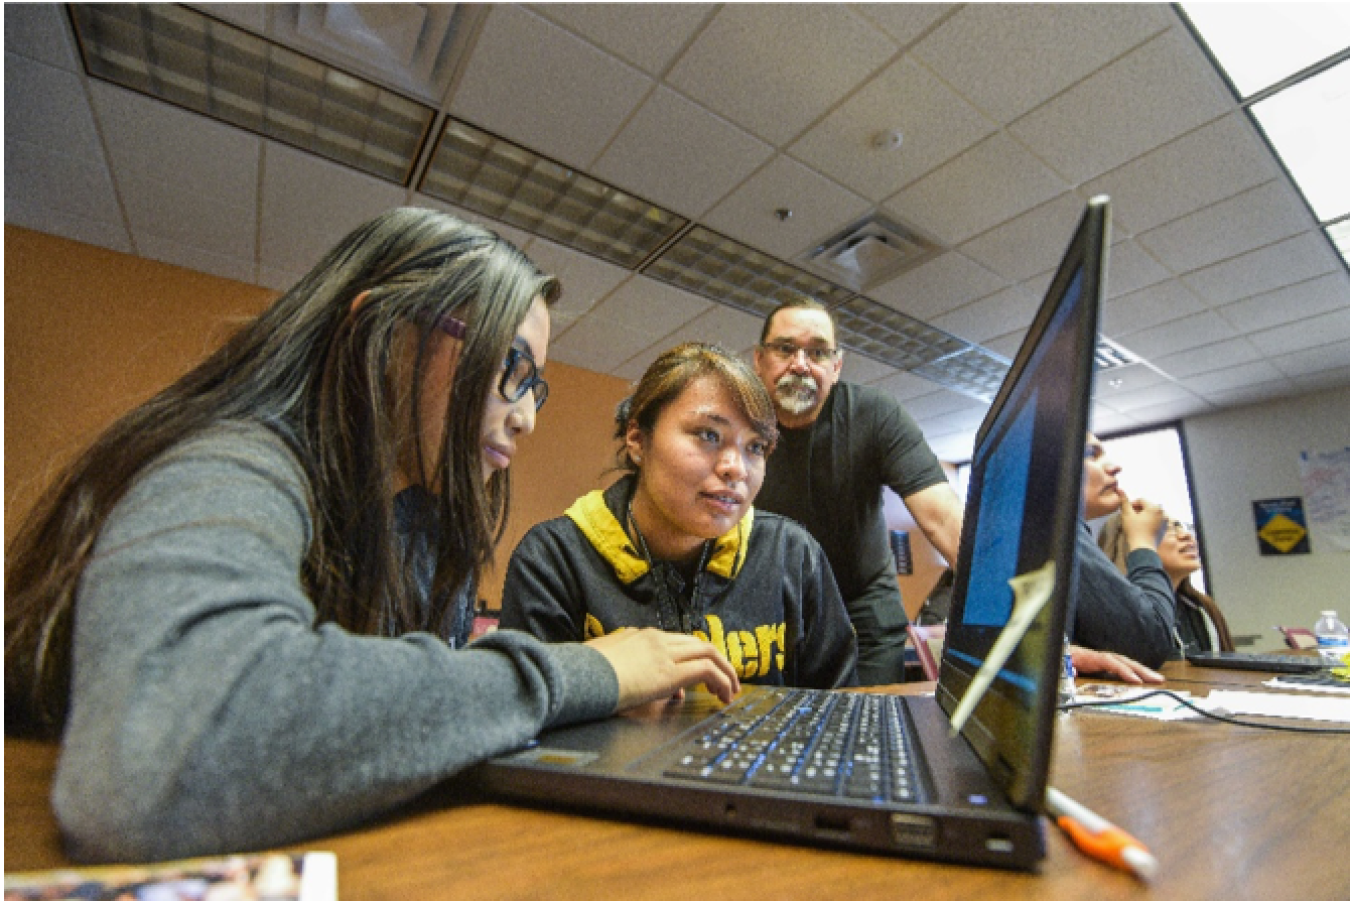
left=755, top=381, right=947, bottom=602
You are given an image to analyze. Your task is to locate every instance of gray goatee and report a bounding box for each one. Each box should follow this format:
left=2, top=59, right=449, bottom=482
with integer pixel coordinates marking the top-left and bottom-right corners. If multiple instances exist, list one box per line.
left=774, top=373, right=819, bottom=416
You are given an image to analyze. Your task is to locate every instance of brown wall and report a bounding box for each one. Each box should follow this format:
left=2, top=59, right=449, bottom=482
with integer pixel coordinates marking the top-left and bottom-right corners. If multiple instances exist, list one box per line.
left=4, top=226, right=629, bottom=610
left=5, top=227, right=277, bottom=541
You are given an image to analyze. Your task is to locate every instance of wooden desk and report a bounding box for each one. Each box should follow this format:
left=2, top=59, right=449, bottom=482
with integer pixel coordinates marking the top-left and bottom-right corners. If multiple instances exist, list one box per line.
left=8, top=662, right=1348, bottom=900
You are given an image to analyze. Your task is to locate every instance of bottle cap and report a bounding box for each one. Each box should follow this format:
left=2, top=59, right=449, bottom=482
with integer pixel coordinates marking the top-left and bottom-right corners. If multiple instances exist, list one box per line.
left=1321, top=610, right=1338, bottom=617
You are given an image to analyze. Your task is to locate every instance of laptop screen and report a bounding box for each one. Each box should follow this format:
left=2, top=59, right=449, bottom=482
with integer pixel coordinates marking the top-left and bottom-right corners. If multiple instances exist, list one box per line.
left=937, top=198, right=1108, bottom=810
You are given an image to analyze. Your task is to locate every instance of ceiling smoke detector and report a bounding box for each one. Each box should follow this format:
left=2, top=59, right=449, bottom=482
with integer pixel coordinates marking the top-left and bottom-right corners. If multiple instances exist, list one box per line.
left=802, top=214, right=940, bottom=292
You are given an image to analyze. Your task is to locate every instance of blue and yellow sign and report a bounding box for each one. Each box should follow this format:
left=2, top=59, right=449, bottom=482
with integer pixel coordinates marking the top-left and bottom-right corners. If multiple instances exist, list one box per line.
left=1252, top=497, right=1310, bottom=556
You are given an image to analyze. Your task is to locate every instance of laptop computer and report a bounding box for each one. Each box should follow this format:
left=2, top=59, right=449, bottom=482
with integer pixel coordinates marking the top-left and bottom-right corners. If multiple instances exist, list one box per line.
left=472, top=196, right=1111, bottom=871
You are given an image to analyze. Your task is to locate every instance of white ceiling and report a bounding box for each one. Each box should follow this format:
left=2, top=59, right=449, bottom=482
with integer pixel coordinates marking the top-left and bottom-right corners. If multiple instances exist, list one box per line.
left=6, top=3, right=1349, bottom=463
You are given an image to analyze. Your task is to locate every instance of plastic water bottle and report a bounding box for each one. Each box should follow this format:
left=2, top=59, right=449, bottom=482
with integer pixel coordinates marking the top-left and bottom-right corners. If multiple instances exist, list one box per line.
left=1312, top=611, right=1350, bottom=664
left=1058, top=637, right=1076, bottom=708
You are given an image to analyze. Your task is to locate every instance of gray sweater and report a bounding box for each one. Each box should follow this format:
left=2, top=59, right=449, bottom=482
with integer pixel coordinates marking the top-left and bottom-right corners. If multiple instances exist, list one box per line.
left=53, top=423, right=619, bottom=862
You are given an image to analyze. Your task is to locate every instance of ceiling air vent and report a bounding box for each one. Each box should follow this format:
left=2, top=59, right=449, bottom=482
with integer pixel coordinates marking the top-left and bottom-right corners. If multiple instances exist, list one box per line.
left=802, top=214, right=941, bottom=293
left=1095, top=335, right=1141, bottom=371
left=197, top=2, right=485, bottom=105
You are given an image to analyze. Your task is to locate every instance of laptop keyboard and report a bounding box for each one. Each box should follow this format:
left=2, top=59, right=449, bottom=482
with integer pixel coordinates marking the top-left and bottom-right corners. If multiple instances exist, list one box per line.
left=663, top=688, right=918, bottom=802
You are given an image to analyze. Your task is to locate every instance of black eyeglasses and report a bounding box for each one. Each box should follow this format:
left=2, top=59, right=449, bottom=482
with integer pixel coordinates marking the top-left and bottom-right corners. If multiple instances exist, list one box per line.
left=759, top=340, right=841, bottom=365
left=438, top=316, right=549, bottom=411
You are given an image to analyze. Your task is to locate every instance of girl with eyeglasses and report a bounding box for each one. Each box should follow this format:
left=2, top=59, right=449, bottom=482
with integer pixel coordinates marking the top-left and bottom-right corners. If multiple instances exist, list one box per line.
left=1098, top=514, right=1234, bottom=655
left=501, top=342, right=858, bottom=690
left=4, top=208, right=737, bottom=863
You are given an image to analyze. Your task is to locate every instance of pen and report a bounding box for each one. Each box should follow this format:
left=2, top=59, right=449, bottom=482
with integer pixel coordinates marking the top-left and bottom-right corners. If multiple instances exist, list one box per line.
left=1045, top=786, right=1158, bottom=880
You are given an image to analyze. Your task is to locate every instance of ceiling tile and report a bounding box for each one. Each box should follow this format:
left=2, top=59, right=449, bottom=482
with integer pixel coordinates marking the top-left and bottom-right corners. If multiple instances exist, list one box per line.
left=593, top=86, right=773, bottom=219
left=515, top=236, right=633, bottom=334
left=1150, top=337, right=1264, bottom=379
left=659, top=302, right=766, bottom=357
left=702, top=155, right=871, bottom=261
left=913, top=3, right=1170, bottom=123
left=448, top=5, right=653, bottom=169
left=983, top=329, right=1030, bottom=361
left=1104, top=238, right=1172, bottom=298
left=588, top=275, right=712, bottom=338
left=1178, top=360, right=1287, bottom=396
left=118, top=170, right=255, bottom=262
left=787, top=56, right=996, bottom=201
left=4, top=136, right=123, bottom=235
left=851, top=4, right=956, bottom=48
left=4, top=3, right=81, bottom=71
left=1122, top=393, right=1215, bottom=423
left=1199, top=379, right=1301, bottom=409
left=89, top=82, right=261, bottom=203
left=901, top=388, right=987, bottom=419
left=1136, top=181, right=1315, bottom=275
left=1100, top=279, right=1207, bottom=338
left=1271, top=339, right=1350, bottom=378
left=549, top=314, right=662, bottom=373
left=666, top=4, right=897, bottom=146
left=1216, top=273, right=1350, bottom=334
left=1010, top=28, right=1234, bottom=183
left=931, top=284, right=1040, bottom=344
left=528, top=3, right=716, bottom=76
left=5, top=53, right=102, bottom=158
left=1120, top=310, right=1239, bottom=360
left=1090, top=405, right=1142, bottom=435
left=258, top=144, right=408, bottom=280
left=918, top=405, right=990, bottom=441
left=1104, top=382, right=1204, bottom=413
left=1245, top=305, right=1350, bottom=357
left=958, top=191, right=1087, bottom=282
left=839, top=352, right=901, bottom=386
left=874, top=369, right=947, bottom=401
left=884, top=131, right=1067, bottom=246
left=1180, top=232, right=1343, bottom=306
left=1085, top=113, right=1279, bottom=236
left=1097, top=363, right=1170, bottom=394
left=1291, top=365, right=1350, bottom=392
left=868, top=251, right=1006, bottom=321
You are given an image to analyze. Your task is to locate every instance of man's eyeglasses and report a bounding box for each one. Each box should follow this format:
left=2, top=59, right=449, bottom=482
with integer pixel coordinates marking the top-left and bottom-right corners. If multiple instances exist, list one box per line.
left=438, top=316, right=549, bottom=411
left=760, top=341, right=841, bottom=365
left=1165, top=520, right=1194, bottom=536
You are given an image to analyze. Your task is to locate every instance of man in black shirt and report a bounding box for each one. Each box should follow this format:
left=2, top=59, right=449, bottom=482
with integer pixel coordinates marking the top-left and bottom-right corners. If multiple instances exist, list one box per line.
left=753, top=297, right=964, bottom=685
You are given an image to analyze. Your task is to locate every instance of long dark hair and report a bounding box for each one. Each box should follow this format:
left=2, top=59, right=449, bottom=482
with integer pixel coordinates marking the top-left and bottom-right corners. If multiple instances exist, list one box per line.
left=5, top=207, right=559, bottom=737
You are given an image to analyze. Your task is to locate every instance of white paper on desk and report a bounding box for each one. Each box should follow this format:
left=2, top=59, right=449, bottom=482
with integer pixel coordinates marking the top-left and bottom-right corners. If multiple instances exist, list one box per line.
left=1073, top=684, right=1202, bottom=721
left=1266, top=677, right=1350, bottom=696
left=948, top=560, right=1055, bottom=737
left=1205, top=689, right=1350, bottom=723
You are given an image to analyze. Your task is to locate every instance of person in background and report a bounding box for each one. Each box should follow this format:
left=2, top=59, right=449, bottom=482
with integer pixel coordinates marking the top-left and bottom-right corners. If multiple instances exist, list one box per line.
left=3, top=208, right=738, bottom=863
left=1068, top=433, right=1176, bottom=677
left=502, top=343, right=858, bottom=689
left=751, top=297, right=963, bottom=685
left=1099, top=514, right=1234, bottom=655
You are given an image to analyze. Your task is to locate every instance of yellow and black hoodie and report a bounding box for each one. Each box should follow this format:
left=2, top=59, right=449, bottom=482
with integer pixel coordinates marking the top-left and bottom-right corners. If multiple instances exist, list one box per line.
left=501, top=475, right=858, bottom=688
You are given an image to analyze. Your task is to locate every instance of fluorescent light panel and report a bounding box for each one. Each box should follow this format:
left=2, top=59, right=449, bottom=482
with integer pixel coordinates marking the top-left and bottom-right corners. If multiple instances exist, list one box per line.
left=831, top=296, right=970, bottom=371
left=1250, top=59, right=1350, bottom=222
left=421, top=119, right=687, bottom=270
left=643, top=226, right=853, bottom=318
left=68, top=3, right=433, bottom=184
left=1181, top=3, right=1350, bottom=98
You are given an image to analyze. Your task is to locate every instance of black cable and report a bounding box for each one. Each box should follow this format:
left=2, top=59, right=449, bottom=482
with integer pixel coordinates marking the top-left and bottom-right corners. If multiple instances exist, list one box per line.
left=1059, top=688, right=1350, bottom=734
